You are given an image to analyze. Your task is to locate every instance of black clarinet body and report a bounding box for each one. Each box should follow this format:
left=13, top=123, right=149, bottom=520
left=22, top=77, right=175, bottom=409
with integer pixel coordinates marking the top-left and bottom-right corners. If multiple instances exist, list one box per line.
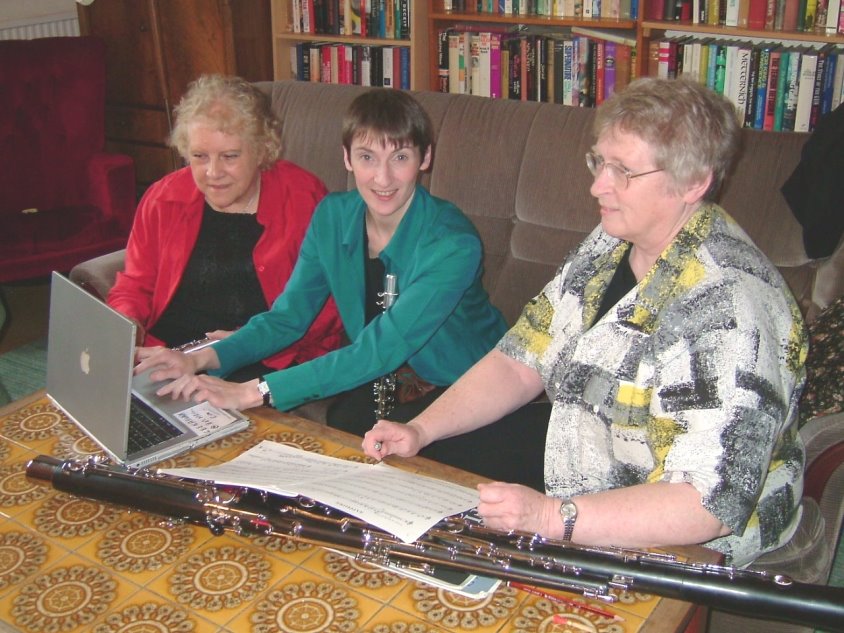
left=373, top=273, right=398, bottom=418
left=25, top=455, right=844, bottom=632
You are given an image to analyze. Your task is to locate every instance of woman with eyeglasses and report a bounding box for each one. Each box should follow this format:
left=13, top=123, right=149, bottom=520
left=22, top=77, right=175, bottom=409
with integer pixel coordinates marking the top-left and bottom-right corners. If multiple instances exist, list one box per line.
left=363, top=78, right=808, bottom=568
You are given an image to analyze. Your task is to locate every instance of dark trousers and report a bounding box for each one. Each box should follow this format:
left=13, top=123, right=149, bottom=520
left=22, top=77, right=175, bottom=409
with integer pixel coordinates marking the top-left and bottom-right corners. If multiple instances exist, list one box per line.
left=327, top=384, right=550, bottom=492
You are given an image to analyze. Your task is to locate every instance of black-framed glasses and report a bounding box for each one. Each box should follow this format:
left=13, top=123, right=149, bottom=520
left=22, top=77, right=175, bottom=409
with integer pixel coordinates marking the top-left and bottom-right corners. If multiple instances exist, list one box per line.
left=585, top=152, right=664, bottom=190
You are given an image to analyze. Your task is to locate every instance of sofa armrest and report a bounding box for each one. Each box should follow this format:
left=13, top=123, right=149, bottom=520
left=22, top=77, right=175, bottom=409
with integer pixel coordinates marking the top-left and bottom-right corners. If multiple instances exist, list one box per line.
left=68, top=249, right=126, bottom=301
left=800, top=411, right=844, bottom=571
left=86, top=152, right=136, bottom=231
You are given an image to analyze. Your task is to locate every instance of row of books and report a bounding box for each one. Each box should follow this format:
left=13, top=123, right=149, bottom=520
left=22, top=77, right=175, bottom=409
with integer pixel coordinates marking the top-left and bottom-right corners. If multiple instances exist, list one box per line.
left=648, top=0, right=843, bottom=34
left=650, top=36, right=843, bottom=131
left=289, top=42, right=411, bottom=88
left=443, top=0, right=639, bottom=19
left=288, top=0, right=411, bottom=39
left=436, top=26, right=638, bottom=105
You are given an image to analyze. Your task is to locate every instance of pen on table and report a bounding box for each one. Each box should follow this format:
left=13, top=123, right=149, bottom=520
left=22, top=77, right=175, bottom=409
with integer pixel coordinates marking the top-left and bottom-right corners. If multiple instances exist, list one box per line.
left=509, top=581, right=623, bottom=621
left=552, top=614, right=594, bottom=631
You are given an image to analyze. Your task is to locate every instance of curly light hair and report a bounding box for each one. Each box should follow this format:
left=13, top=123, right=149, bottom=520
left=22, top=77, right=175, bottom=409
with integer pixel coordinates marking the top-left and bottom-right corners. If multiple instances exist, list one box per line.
left=169, top=74, right=282, bottom=170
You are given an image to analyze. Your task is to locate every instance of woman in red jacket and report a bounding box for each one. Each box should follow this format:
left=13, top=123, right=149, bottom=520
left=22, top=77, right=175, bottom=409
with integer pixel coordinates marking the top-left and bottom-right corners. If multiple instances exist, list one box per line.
left=108, top=74, right=343, bottom=381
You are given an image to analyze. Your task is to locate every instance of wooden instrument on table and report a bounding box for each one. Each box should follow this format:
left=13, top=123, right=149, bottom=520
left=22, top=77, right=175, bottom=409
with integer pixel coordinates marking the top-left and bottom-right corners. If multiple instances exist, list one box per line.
left=25, top=454, right=844, bottom=633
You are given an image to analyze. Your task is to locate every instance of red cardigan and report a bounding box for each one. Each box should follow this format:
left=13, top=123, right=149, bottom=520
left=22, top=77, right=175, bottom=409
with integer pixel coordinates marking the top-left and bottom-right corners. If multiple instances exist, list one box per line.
left=108, top=160, right=343, bottom=370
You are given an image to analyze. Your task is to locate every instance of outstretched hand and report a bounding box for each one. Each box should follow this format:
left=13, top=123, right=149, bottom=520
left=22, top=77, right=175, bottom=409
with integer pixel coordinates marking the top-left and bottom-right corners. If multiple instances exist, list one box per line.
left=476, top=482, right=559, bottom=537
left=362, top=419, right=427, bottom=460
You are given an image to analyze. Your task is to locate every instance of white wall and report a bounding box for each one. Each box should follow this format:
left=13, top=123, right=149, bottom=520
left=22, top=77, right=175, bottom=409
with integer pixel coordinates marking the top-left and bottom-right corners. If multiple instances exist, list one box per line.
left=0, top=0, right=78, bottom=29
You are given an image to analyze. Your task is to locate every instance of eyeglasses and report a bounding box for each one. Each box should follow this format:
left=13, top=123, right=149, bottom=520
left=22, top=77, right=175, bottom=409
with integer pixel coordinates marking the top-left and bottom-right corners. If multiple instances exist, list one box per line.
left=585, top=152, right=664, bottom=190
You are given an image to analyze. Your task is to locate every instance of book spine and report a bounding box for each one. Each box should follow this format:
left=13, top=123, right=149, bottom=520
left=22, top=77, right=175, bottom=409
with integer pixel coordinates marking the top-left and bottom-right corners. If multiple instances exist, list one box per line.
left=744, top=45, right=761, bottom=127
left=577, top=36, right=592, bottom=106
left=808, top=48, right=828, bottom=129
left=470, top=32, right=481, bottom=95
left=399, top=0, right=410, bottom=39
left=715, top=43, right=727, bottom=93
left=292, top=0, right=303, bottom=33
left=763, top=50, right=781, bottom=129
left=725, top=0, right=741, bottom=23
left=490, top=33, right=503, bottom=98
left=781, top=49, right=802, bottom=130
left=832, top=49, right=844, bottom=110
left=382, top=46, right=394, bottom=87
left=479, top=32, right=492, bottom=98
left=537, top=35, right=548, bottom=102
left=819, top=49, right=837, bottom=115
left=794, top=51, right=818, bottom=131
left=753, top=46, right=771, bottom=128
left=772, top=50, right=789, bottom=130
left=563, top=37, right=575, bottom=105
left=399, top=46, right=410, bottom=89
left=734, top=45, right=753, bottom=121
left=748, top=0, right=767, bottom=26
left=604, top=41, right=617, bottom=100
left=804, top=0, right=818, bottom=29
left=509, top=36, right=522, bottom=100
left=765, top=0, right=777, bottom=28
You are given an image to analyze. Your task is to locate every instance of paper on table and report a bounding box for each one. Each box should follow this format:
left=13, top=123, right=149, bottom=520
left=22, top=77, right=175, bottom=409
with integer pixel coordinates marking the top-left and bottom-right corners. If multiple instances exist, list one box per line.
left=159, top=440, right=480, bottom=542
left=160, top=440, right=367, bottom=495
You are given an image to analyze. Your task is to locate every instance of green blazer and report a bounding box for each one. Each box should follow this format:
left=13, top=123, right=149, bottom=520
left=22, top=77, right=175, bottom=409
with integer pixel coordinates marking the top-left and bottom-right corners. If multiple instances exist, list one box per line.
left=212, top=185, right=506, bottom=411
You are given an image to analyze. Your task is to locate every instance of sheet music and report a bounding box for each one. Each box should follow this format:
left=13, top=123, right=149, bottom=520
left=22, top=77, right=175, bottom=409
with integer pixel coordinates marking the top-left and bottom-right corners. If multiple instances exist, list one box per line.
left=159, top=440, right=479, bottom=542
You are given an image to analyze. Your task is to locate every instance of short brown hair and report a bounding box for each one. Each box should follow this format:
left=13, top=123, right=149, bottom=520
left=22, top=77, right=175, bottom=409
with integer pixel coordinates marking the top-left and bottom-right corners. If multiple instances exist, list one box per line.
left=342, top=89, right=434, bottom=158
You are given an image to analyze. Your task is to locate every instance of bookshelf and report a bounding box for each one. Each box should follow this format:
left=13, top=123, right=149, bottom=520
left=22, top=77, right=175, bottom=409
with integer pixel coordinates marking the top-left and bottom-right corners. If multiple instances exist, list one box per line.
left=638, top=0, right=844, bottom=132
left=427, top=1, right=640, bottom=88
left=270, top=1, right=430, bottom=89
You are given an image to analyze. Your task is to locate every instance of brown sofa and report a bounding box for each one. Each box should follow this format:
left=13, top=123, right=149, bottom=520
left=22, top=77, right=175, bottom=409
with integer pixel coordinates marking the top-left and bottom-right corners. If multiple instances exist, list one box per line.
left=69, top=81, right=842, bottom=631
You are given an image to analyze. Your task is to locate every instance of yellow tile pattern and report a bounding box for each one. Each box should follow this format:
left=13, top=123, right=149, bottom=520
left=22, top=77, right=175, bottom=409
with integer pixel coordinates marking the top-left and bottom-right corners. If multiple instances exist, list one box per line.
left=0, top=394, right=704, bottom=633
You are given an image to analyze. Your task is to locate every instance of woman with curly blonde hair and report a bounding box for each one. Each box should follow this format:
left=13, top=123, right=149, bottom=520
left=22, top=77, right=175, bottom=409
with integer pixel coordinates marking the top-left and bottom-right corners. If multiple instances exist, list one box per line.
left=109, top=74, right=343, bottom=381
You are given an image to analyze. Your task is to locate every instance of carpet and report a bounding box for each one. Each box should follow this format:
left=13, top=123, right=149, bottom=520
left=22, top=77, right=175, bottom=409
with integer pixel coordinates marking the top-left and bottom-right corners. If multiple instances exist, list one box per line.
left=0, top=337, right=46, bottom=402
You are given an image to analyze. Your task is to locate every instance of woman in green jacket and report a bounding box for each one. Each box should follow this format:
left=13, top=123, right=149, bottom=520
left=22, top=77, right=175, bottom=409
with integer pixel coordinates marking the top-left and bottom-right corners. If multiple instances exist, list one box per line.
left=136, top=88, right=506, bottom=434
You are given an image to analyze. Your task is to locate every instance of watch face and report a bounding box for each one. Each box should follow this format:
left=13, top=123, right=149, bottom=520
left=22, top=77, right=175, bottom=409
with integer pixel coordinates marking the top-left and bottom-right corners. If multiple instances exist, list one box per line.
left=560, top=501, right=577, bottom=520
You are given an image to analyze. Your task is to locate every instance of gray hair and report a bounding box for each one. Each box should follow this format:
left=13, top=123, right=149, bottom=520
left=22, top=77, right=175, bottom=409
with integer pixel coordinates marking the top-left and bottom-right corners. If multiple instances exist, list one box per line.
left=594, top=77, right=741, bottom=200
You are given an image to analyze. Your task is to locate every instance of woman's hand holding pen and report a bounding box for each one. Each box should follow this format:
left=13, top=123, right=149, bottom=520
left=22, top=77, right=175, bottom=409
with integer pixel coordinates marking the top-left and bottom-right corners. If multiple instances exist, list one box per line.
left=363, top=419, right=427, bottom=460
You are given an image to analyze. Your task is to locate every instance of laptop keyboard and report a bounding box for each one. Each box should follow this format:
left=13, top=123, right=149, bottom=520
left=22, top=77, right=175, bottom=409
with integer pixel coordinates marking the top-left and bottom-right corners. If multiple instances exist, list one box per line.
left=128, top=396, right=182, bottom=454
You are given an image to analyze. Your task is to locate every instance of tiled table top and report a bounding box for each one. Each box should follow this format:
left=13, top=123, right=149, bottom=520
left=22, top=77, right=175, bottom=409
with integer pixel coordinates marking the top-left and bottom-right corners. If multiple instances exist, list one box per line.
left=0, top=391, right=716, bottom=633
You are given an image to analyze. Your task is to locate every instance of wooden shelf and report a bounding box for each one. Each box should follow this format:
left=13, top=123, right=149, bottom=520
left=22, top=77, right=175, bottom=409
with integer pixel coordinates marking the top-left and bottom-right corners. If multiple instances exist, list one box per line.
left=640, top=19, right=844, bottom=44
left=270, top=0, right=429, bottom=89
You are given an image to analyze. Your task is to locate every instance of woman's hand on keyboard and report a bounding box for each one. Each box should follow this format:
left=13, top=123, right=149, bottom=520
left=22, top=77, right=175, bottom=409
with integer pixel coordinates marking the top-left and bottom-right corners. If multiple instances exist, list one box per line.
left=159, top=374, right=262, bottom=410
left=134, top=346, right=218, bottom=383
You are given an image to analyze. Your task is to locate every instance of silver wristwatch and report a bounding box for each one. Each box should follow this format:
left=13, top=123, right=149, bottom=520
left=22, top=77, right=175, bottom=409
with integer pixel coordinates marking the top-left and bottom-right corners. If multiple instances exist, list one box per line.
left=256, top=378, right=273, bottom=408
left=559, top=498, right=578, bottom=542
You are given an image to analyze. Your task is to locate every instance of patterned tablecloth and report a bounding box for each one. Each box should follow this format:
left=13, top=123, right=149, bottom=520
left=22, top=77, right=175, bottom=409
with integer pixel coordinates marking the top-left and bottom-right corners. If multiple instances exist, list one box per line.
left=0, top=392, right=716, bottom=633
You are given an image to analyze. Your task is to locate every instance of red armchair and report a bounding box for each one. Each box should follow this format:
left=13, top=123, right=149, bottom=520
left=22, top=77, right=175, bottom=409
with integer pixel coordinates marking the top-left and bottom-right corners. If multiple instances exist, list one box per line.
left=0, top=36, right=135, bottom=283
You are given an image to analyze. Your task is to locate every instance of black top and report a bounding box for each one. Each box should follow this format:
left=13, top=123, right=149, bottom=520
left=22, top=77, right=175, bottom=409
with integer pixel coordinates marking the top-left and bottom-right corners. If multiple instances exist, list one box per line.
left=150, top=204, right=266, bottom=347
left=594, top=246, right=637, bottom=324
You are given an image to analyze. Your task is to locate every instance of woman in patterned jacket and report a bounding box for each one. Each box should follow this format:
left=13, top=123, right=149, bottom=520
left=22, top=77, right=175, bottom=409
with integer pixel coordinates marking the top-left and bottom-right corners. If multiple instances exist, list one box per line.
left=364, top=78, right=808, bottom=567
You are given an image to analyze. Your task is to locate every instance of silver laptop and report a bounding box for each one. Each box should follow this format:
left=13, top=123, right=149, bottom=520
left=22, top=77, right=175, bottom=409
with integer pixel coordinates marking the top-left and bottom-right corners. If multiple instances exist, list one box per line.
left=46, top=271, right=250, bottom=468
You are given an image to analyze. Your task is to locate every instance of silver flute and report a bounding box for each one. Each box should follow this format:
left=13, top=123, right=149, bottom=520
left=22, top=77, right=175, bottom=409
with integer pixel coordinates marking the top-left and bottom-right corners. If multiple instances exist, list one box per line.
left=373, top=273, right=398, bottom=418
left=25, top=454, right=844, bottom=633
